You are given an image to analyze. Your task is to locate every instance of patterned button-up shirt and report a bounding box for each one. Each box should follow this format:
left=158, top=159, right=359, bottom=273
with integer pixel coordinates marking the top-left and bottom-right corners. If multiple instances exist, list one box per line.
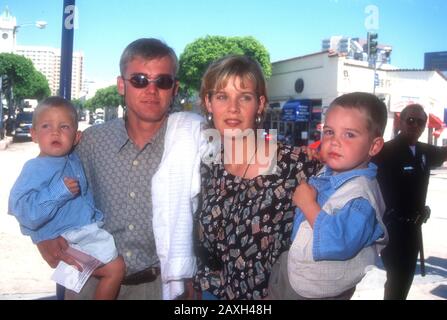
left=76, top=117, right=166, bottom=275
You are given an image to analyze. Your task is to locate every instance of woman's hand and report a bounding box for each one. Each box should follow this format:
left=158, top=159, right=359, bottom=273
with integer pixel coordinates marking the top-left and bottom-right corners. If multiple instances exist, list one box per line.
left=299, top=145, right=321, bottom=162
left=174, top=279, right=200, bottom=300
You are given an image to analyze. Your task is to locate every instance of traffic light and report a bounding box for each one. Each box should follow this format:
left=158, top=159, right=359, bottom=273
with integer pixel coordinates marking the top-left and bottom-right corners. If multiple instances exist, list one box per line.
left=367, top=32, right=378, bottom=56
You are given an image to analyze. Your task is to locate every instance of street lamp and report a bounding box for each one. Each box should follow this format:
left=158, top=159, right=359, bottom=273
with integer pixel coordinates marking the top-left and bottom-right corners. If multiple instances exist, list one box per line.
left=4, top=20, right=47, bottom=135
left=14, top=20, right=47, bottom=32
left=12, top=20, right=47, bottom=51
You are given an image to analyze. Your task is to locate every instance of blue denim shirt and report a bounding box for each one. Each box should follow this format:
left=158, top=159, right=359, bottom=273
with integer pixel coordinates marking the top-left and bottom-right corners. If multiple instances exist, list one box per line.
left=8, top=153, right=102, bottom=243
left=291, top=163, right=385, bottom=261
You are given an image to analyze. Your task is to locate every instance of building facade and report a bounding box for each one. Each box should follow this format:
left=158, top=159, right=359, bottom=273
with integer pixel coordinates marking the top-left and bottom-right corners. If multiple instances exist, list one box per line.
left=0, top=8, right=84, bottom=99
left=266, top=51, right=447, bottom=146
left=14, top=46, right=84, bottom=99
left=425, top=51, right=447, bottom=78
left=0, top=7, right=16, bottom=53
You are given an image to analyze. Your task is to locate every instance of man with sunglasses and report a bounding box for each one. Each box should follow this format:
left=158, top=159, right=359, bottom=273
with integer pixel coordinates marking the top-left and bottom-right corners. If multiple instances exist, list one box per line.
left=36, top=38, right=203, bottom=299
left=373, top=103, right=447, bottom=300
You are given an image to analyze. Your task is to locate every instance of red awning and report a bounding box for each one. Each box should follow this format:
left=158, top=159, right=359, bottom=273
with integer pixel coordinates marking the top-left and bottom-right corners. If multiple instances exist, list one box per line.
left=308, top=140, right=321, bottom=150
left=428, top=113, right=445, bottom=129
left=394, top=112, right=445, bottom=137
left=433, top=128, right=444, bottom=138
left=394, top=112, right=445, bottom=129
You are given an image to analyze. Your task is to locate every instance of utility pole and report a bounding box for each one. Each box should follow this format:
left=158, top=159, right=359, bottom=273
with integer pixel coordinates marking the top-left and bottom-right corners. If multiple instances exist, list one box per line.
left=367, top=32, right=378, bottom=94
left=59, top=0, right=76, bottom=100
left=373, top=60, right=378, bottom=95
left=56, top=0, right=75, bottom=300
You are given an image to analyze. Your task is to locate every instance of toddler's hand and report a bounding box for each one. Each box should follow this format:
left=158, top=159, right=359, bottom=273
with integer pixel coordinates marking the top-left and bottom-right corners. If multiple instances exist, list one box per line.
left=64, top=177, right=80, bottom=196
left=293, top=181, right=320, bottom=226
left=293, top=181, right=317, bottom=210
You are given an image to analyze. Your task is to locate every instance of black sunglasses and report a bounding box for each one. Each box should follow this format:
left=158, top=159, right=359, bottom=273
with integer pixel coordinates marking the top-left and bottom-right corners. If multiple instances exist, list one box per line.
left=123, top=74, right=176, bottom=90
left=406, top=117, right=426, bottom=127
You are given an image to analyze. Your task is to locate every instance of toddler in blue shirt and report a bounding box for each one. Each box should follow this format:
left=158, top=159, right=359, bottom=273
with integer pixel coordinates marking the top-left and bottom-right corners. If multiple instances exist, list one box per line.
left=269, top=92, right=388, bottom=299
left=8, top=97, right=125, bottom=299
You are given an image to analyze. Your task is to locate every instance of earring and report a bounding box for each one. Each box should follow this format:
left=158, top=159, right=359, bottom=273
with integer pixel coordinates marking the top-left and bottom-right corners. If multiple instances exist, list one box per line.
left=255, top=114, right=262, bottom=125
left=207, top=113, right=213, bottom=123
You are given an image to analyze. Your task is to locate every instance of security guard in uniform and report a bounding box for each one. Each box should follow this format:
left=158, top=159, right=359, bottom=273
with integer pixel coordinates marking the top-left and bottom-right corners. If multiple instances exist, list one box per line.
left=373, top=104, right=447, bottom=300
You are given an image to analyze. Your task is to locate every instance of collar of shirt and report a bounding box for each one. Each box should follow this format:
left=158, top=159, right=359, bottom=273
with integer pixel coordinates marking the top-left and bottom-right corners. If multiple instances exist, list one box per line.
left=35, top=155, right=67, bottom=162
left=310, top=162, right=377, bottom=190
left=396, top=133, right=421, bottom=148
left=67, top=152, right=80, bottom=162
left=109, top=117, right=168, bottom=153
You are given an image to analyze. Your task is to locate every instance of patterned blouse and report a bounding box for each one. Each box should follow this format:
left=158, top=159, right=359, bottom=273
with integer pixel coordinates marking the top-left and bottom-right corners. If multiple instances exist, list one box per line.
left=194, top=144, right=318, bottom=300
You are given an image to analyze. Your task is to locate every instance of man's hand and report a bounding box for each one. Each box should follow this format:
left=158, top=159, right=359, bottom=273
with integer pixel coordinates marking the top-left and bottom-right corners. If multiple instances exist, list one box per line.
left=64, top=177, right=80, bottom=196
left=174, top=279, right=199, bottom=300
left=37, top=237, right=80, bottom=270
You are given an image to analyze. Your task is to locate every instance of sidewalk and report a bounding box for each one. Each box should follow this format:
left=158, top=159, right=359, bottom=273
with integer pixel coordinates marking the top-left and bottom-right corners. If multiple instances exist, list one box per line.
left=0, top=136, right=12, bottom=150
left=352, top=259, right=447, bottom=300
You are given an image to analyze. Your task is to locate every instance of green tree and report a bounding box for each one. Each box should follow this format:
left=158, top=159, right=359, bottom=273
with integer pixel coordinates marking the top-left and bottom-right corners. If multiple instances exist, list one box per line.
left=71, top=98, right=85, bottom=110
left=18, top=70, right=51, bottom=101
left=0, top=53, right=50, bottom=102
left=178, top=35, right=271, bottom=95
left=85, top=85, right=121, bottom=111
left=84, top=98, right=93, bottom=111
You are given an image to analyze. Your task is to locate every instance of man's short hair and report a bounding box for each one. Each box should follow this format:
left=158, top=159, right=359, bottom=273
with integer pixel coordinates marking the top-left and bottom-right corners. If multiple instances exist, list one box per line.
left=329, top=92, right=388, bottom=137
left=119, top=38, right=178, bottom=76
left=33, top=96, right=78, bottom=129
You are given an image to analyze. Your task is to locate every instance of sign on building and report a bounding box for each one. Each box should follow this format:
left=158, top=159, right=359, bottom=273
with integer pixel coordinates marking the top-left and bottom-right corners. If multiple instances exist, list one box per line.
left=282, top=100, right=311, bottom=122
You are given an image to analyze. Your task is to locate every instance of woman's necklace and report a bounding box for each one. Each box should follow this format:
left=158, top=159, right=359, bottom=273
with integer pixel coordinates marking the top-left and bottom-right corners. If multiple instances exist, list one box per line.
left=241, top=146, right=257, bottom=179
left=217, top=146, right=257, bottom=253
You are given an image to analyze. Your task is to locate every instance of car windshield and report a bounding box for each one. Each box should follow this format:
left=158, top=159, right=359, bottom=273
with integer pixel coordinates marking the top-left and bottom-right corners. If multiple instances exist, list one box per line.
left=16, top=112, right=33, bottom=122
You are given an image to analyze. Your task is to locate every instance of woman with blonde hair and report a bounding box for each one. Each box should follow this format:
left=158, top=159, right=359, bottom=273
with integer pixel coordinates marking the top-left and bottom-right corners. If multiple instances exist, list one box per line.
left=193, top=55, right=318, bottom=300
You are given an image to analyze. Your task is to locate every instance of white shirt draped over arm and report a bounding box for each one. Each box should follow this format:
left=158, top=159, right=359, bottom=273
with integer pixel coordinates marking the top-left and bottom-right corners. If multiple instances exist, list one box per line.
left=151, top=111, right=205, bottom=300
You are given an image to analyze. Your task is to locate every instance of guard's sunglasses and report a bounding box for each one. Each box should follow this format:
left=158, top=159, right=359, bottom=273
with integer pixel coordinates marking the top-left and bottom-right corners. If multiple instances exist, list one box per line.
left=123, top=74, right=176, bottom=90
left=406, top=117, right=425, bottom=127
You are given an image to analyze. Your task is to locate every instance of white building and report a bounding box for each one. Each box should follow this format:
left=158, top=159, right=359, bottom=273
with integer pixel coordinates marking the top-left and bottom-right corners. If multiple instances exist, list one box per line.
left=266, top=51, right=447, bottom=146
left=14, top=46, right=84, bottom=99
left=0, top=7, right=16, bottom=53
left=0, top=7, right=84, bottom=99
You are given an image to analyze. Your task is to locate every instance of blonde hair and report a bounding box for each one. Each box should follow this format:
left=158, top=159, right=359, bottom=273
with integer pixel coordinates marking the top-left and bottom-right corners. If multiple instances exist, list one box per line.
left=119, top=38, right=178, bottom=76
left=33, top=96, right=78, bottom=129
left=199, top=55, right=268, bottom=114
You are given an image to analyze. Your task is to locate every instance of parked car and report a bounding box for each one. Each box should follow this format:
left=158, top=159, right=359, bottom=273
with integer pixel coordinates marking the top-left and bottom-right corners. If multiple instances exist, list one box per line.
left=94, top=118, right=104, bottom=125
left=13, top=111, right=33, bottom=141
left=78, top=110, right=86, bottom=121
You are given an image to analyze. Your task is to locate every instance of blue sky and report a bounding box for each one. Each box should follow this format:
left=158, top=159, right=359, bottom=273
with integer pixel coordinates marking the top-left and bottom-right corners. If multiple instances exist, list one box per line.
left=3, top=0, right=447, bottom=83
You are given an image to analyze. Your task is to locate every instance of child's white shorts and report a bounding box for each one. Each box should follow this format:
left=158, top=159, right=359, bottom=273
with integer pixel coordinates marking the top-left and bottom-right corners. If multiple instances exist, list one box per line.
left=61, top=222, right=118, bottom=264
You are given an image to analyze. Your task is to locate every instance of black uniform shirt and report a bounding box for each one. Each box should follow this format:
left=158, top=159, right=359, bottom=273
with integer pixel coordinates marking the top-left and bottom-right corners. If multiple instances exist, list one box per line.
left=373, top=134, right=446, bottom=218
